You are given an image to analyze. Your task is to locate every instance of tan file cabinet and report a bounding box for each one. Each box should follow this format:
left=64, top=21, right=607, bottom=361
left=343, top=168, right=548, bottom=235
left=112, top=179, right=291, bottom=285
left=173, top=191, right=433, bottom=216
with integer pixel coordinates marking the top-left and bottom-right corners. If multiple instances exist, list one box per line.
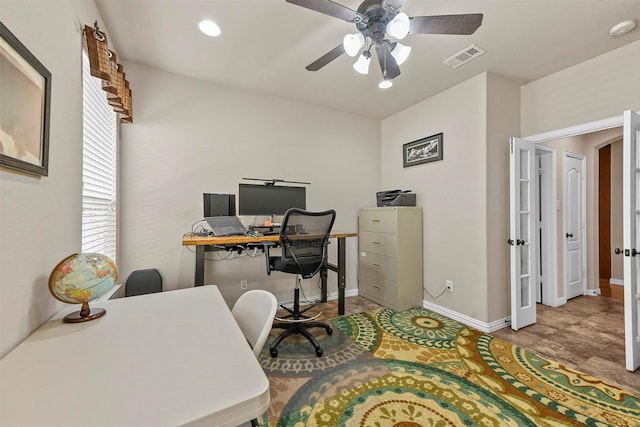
left=358, top=207, right=423, bottom=310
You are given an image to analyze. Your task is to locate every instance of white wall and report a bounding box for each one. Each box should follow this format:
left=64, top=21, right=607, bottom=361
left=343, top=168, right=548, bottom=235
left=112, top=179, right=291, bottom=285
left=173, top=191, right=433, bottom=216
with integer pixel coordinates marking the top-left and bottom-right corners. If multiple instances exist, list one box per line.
left=485, top=73, right=521, bottom=321
left=382, top=73, right=489, bottom=320
left=521, top=40, right=640, bottom=136
left=2, top=1, right=638, bottom=357
left=0, top=0, right=107, bottom=358
left=118, top=62, right=380, bottom=306
left=381, top=72, right=520, bottom=325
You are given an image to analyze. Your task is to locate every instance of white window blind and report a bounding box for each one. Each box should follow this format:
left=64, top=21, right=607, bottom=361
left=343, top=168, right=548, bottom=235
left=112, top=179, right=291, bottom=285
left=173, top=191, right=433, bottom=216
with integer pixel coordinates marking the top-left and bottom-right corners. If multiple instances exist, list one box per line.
left=82, top=50, right=117, bottom=261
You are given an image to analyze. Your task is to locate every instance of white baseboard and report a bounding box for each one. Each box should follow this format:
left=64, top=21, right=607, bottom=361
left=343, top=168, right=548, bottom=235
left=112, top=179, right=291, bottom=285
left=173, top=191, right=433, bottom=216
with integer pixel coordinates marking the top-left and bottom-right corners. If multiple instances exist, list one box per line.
left=422, top=300, right=509, bottom=333
left=609, top=278, right=624, bottom=286
left=280, top=288, right=359, bottom=307
left=548, top=297, right=566, bottom=307
left=328, top=288, right=359, bottom=299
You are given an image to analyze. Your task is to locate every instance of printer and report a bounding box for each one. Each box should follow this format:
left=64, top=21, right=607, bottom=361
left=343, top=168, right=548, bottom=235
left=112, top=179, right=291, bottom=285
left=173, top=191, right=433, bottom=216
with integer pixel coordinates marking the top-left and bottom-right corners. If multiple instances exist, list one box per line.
left=376, top=189, right=416, bottom=207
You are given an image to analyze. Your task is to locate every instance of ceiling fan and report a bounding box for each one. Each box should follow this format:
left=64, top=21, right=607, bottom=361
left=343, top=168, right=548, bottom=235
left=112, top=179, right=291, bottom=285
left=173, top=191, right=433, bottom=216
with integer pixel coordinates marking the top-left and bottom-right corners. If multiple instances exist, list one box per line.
left=287, top=0, right=483, bottom=87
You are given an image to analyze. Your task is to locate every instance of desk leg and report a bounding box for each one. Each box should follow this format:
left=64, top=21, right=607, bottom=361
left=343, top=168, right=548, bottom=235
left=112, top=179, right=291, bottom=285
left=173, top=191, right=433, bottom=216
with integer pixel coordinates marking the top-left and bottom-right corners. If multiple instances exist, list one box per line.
left=195, top=246, right=205, bottom=286
left=337, top=237, right=346, bottom=315
left=321, top=265, right=327, bottom=303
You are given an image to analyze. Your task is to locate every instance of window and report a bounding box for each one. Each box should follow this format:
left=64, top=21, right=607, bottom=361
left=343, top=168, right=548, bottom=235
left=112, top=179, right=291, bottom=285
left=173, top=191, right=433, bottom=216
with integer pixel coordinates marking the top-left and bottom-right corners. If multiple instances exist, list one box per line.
left=81, top=51, right=117, bottom=261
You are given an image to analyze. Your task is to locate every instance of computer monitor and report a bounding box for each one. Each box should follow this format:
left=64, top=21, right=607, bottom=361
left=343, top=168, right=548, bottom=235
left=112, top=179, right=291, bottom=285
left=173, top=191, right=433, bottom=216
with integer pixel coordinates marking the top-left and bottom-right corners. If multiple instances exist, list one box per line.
left=238, top=184, right=306, bottom=216
left=203, top=193, right=236, bottom=217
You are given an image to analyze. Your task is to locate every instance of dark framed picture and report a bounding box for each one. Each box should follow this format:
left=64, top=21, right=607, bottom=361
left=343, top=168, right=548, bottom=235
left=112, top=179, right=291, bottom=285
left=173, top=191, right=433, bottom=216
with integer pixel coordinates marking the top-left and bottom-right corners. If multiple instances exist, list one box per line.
left=0, top=21, right=51, bottom=176
left=403, top=133, right=443, bottom=167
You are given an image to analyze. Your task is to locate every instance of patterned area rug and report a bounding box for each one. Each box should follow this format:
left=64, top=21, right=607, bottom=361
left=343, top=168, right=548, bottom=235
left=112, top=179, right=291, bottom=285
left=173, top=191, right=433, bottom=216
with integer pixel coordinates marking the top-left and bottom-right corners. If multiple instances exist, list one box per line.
left=258, top=307, right=640, bottom=426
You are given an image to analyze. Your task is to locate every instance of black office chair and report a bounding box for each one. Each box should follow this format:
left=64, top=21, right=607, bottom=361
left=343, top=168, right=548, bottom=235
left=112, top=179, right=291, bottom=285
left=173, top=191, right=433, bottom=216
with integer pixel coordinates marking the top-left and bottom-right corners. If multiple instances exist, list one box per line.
left=124, top=268, right=163, bottom=297
left=263, top=208, right=336, bottom=357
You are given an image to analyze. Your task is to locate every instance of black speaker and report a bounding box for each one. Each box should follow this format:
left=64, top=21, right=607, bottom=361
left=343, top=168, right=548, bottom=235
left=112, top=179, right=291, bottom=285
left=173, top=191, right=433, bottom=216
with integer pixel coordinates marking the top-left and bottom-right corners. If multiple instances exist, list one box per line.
left=203, top=193, right=236, bottom=217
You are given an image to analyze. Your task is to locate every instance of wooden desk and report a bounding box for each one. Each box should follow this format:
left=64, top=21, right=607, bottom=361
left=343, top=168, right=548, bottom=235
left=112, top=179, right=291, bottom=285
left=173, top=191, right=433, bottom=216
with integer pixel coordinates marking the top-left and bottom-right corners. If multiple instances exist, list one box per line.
left=182, top=231, right=357, bottom=315
left=0, top=286, right=269, bottom=427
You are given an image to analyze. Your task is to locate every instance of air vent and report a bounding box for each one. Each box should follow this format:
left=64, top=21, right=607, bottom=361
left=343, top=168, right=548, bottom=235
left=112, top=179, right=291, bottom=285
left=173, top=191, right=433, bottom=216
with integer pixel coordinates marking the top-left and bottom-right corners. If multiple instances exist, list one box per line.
left=443, top=44, right=486, bottom=68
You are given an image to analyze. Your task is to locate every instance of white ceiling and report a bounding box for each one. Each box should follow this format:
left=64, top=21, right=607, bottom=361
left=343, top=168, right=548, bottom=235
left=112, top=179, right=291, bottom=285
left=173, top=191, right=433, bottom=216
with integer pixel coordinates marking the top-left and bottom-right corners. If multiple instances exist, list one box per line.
left=95, top=0, right=640, bottom=119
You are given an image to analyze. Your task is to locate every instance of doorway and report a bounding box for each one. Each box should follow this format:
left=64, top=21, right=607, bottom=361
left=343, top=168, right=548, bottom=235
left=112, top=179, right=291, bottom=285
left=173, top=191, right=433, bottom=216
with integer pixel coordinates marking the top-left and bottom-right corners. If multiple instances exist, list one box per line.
left=510, top=112, right=639, bottom=371
left=563, top=152, right=586, bottom=301
left=511, top=119, right=622, bottom=314
left=534, top=132, right=621, bottom=307
left=598, top=141, right=625, bottom=300
left=535, top=146, right=557, bottom=306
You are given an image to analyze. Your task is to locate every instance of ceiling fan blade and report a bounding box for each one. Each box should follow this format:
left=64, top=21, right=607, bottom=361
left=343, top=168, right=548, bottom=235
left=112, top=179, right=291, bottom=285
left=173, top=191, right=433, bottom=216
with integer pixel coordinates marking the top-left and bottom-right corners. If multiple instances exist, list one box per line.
left=305, top=44, right=346, bottom=71
left=409, top=13, right=483, bottom=35
left=375, top=43, right=401, bottom=80
left=286, top=0, right=359, bottom=22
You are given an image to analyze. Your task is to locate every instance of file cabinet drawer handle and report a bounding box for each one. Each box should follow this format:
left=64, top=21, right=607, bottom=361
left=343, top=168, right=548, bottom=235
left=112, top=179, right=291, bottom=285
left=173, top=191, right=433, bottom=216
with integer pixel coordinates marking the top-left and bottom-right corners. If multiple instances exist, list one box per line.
left=372, top=285, right=381, bottom=290
left=372, top=219, right=381, bottom=223
left=372, top=241, right=381, bottom=246
left=372, top=263, right=381, bottom=268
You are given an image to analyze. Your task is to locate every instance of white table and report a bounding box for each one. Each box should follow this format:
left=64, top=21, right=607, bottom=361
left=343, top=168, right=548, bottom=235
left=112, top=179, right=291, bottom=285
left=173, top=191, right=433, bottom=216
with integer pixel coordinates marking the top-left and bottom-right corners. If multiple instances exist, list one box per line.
left=0, top=286, right=270, bottom=427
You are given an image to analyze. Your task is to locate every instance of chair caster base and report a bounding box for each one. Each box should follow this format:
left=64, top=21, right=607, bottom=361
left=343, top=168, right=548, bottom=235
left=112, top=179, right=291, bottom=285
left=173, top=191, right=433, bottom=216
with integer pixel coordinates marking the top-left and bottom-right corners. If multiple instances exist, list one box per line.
left=270, top=348, right=278, bottom=358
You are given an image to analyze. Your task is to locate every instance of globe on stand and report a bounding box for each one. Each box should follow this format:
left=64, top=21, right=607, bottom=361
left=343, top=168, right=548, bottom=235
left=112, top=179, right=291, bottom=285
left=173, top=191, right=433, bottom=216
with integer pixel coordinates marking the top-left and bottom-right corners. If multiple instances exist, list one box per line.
left=48, top=253, right=118, bottom=323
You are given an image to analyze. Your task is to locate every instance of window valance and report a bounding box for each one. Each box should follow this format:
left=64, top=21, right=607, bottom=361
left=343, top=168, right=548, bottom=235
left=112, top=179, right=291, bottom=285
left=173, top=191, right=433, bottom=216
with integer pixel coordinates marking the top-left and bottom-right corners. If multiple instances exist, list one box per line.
left=83, top=22, right=132, bottom=123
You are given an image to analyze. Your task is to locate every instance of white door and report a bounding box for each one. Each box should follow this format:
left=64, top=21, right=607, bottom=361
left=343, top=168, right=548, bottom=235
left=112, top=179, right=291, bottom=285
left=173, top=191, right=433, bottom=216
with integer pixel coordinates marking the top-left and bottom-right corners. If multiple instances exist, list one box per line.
left=510, top=137, right=537, bottom=330
left=623, top=110, right=640, bottom=371
left=563, top=153, right=586, bottom=300
left=535, top=153, right=543, bottom=304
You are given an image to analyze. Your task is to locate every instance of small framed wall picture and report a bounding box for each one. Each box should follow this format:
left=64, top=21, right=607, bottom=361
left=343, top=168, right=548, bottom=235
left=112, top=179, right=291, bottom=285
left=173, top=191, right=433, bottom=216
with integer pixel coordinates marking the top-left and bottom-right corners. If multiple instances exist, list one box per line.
left=403, top=133, right=443, bottom=168
left=0, top=21, right=51, bottom=176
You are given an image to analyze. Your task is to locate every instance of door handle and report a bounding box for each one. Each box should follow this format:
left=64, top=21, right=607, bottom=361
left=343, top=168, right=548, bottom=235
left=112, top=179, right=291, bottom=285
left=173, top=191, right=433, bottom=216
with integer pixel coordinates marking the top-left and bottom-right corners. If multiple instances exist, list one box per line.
left=507, top=239, right=514, bottom=246
left=620, top=249, right=638, bottom=257
left=516, top=239, right=525, bottom=246
left=566, top=233, right=574, bottom=238
left=615, top=248, right=623, bottom=255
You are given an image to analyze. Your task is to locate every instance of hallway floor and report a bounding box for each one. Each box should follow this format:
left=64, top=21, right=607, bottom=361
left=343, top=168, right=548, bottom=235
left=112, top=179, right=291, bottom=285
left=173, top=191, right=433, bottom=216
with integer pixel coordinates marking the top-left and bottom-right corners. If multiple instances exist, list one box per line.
left=491, top=295, right=639, bottom=395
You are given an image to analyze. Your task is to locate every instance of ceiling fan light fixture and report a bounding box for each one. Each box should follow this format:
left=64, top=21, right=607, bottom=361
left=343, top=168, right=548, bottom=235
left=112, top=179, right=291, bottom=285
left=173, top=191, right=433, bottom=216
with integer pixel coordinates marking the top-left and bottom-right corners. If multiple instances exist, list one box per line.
left=343, top=33, right=365, bottom=57
left=378, top=79, right=393, bottom=89
left=353, top=51, right=371, bottom=74
left=198, top=19, right=221, bottom=37
left=386, top=12, right=410, bottom=40
left=391, top=42, right=411, bottom=65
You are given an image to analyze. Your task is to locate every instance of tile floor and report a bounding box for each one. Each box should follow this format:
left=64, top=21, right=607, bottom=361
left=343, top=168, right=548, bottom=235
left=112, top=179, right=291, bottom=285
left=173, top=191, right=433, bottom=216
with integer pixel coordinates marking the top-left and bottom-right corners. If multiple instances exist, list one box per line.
left=491, top=295, right=640, bottom=395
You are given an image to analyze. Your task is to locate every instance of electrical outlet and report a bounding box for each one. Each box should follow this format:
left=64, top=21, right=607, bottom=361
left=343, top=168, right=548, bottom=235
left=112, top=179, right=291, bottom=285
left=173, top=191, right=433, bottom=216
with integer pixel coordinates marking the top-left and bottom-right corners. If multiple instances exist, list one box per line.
left=446, top=280, right=453, bottom=293
left=240, top=279, right=248, bottom=290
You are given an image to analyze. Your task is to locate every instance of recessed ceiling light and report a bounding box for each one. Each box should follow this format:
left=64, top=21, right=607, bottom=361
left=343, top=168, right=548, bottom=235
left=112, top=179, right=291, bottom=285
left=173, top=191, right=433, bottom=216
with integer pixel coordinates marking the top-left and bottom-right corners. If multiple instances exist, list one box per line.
left=609, top=19, right=636, bottom=37
left=378, top=80, right=393, bottom=89
left=198, top=20, right=221, bottom=37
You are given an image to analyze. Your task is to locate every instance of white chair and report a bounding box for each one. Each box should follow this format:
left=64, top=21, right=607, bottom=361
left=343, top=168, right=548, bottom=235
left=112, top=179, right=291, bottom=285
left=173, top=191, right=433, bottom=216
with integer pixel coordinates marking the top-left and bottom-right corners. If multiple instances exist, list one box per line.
left=232, top=290, right=278, bottom=357
left=233, top=290, right=278, bottom=427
